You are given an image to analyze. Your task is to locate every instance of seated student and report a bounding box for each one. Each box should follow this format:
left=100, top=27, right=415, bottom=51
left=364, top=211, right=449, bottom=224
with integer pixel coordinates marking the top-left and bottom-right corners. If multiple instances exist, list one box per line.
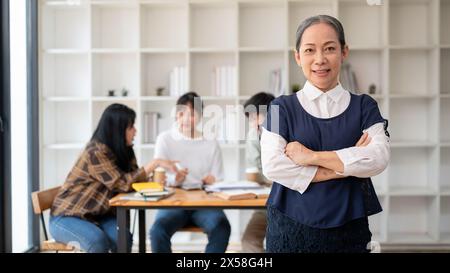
left=50, top=104, right=178, bottom=253
left=241, top=92, right=275, bottom=253
left=150, top=92, right=231, bottom=253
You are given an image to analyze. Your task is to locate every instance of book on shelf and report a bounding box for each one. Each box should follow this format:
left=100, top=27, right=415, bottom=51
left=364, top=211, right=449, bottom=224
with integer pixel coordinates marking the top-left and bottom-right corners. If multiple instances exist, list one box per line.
left=212, top=65, right=236, bottom=96
left=340, top=62, right=359, bottom=94
left=215, top=110, right=239, bottom=144
left=143, top=111, right=159, bottom=143
left=212, top=187, right=271, bottom=200
left=169, top=66, right=187, bottom=97
left=269, top=68, right=287, bottom=97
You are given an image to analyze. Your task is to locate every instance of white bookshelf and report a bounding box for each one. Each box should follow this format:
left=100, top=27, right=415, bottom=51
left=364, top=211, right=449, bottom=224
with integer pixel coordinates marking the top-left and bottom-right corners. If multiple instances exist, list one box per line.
left=39, top=0, right=450, bottom=249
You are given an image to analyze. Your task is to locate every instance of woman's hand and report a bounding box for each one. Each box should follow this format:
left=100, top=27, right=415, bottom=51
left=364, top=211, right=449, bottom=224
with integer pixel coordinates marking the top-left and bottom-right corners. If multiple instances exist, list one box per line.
left=202, top=174, right=216, bottom=185
left=175, top=168, right=189, bottom=184
left=285, top=141, right=315, bottom=166
left=355, top=132, right=371, bottom=147
left=144, top=159, right=179, bottom=175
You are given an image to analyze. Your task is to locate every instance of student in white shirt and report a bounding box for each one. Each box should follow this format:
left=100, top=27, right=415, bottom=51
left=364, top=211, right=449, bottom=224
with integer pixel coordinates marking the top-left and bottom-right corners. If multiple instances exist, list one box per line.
left=261, top=15, right=390, bottom=253
left=149, top=92, right=231, bottom=253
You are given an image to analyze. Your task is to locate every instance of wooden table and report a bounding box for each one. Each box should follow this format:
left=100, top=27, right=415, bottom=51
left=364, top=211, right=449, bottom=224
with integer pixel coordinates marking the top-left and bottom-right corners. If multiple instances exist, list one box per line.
left=109, top=188, right=267, bottom=253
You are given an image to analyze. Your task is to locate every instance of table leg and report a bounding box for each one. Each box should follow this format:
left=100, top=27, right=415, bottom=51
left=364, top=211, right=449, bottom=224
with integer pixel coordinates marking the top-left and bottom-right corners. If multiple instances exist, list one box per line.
left=117, top=207, right=130, bottom=253
left=138, top=209, right=146, bottom=253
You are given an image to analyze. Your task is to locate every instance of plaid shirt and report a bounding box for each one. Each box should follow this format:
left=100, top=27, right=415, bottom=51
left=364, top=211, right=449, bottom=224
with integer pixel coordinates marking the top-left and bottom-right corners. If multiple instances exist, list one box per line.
left=51, top=141, right=147, bottom=221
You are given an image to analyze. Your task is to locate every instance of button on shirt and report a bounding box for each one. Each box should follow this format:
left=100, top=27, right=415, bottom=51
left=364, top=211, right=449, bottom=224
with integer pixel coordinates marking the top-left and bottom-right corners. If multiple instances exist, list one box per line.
left=260, top=81, right=390, bottom=194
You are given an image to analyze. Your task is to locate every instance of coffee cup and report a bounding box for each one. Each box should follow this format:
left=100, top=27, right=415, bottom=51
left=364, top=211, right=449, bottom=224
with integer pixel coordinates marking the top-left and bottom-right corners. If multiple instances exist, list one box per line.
left=153, top=167, right=166, bottom=185
left=245, top=167, right=260, bottom=182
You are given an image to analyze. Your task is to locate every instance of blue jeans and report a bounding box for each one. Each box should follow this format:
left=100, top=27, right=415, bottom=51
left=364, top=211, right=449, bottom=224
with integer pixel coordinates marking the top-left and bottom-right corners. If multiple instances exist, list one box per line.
left=49, top=215, right=132, bottom=253
left=150, top=209, right=231, bottom=253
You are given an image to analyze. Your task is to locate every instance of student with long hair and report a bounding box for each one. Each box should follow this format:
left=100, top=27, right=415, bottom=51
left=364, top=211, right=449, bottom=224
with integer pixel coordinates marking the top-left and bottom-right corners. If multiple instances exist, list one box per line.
left=50, top=103, right=178, bottom=253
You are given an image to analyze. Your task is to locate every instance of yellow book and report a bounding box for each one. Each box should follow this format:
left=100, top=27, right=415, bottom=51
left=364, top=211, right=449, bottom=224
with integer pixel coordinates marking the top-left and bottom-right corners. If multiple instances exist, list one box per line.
left=132, top=182, right=164, bottom=193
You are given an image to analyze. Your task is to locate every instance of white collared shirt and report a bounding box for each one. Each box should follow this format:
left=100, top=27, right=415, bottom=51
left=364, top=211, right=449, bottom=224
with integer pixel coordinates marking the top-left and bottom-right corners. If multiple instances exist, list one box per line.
left=154, top=126, right=224, bottom=187
left=260, top=81, right=390, bottom=194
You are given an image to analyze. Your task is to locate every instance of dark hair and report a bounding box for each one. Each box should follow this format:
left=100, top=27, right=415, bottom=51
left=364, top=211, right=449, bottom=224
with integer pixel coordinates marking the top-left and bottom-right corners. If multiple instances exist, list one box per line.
left=176, top=91, right=203, bottom=114
left=243, top=92, right=275, bottom=118
left=295, top=15, right=346, bottom=52
left=91, top=103, right=137, bottom=172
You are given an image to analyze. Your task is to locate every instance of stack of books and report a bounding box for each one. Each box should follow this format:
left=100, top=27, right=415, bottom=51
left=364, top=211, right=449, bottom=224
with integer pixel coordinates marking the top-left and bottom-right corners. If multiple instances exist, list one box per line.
left=119, top=182, right=174, bottom=201
left=205, top=181, right=271, bottom=200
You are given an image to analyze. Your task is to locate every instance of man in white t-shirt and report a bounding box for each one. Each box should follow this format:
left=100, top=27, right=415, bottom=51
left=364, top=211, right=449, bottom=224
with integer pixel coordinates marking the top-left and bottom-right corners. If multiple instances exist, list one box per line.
left=149, top=92, right=231, bottom=253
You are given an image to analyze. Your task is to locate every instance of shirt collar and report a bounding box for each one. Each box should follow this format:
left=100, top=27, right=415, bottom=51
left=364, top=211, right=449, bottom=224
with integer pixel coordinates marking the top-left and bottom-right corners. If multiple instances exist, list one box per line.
left=170, top=124, right=203, bottom=141
left=301, top=80, right=346, bottom=103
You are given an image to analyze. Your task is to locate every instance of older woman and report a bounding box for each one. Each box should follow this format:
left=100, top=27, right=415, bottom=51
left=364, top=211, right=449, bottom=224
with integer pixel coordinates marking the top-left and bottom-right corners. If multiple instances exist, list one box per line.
left=261, top=15, right=390, bottom=253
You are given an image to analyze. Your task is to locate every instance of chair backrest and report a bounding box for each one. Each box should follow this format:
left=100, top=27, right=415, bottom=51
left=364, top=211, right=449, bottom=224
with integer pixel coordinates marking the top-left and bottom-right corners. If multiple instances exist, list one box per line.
left=31, top=186, right=61, bottom=214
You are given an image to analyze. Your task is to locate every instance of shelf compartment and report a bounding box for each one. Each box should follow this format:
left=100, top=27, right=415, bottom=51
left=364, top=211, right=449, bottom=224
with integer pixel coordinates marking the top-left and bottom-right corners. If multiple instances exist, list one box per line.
left=92, top=53, right=139, bottom=97
left=389, top=98, right=438, bottom=143
left=42, top=53, right=90, bottom=98
left=389, top=49, right=438, bottom=96
left=288, top=0, right=334, bottom=48
left=43, top=149, right=83, bottom=189
left=389, top=147, right=439, bottom=194
left=388, top=196, right=438, bottom=243
left=389, top=0, right=436, bottom=47
left=190, top=2, right=237, bottom=48
left=140, top=2, right=187, bottom=48
left=239, top=51, right=284, bottom=97
left=91, top=4, right=139, bottom=49
left=441, top=49, right=450, bottom=94
left=141, top=52, right=187, bottom=96
left=345, top=49, right=384, bottom=95
left=43, top=101, right=91, bottom=145
left=190, top=52, right=236, bottom=97
left=41, top=4, right=89, bottom=50
left=441, top=0, right=450, bottom=45
left=239, top=1, right=285, bottom=48
left=339, top=0, right=384, bottom=48
left=441, top=147, right=450, bottom=194
left=440, top=196, right=450, bottom=242
left=140, top=100, right=176, bottom=145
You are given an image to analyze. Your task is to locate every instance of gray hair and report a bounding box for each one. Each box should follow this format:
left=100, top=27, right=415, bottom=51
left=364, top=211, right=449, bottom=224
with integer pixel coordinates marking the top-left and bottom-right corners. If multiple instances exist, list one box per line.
left=295, top=15, right=346, bottom=52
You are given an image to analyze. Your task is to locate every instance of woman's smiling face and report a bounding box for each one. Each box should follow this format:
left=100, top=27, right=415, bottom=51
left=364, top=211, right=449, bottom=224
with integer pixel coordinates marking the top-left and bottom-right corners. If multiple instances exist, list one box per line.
left=295, top=22, right=348, bottom=92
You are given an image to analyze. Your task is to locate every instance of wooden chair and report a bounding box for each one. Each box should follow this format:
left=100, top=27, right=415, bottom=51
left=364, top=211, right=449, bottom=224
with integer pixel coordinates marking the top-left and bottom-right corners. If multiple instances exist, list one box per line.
left=31, top=186, right=76, bottom=252
left=179, top=225, right=203, bottom=233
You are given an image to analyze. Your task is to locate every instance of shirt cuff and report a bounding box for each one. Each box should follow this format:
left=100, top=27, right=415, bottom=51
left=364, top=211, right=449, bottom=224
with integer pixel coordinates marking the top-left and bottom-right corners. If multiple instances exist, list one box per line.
left=294, top=165, right=319, bottom=194
left=335, top=148, right=361, bottom=176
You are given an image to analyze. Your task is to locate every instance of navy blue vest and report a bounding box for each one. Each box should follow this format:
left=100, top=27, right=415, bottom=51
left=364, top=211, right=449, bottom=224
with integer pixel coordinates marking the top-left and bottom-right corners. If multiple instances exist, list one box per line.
left=264, top=93, right=386, bottom=228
